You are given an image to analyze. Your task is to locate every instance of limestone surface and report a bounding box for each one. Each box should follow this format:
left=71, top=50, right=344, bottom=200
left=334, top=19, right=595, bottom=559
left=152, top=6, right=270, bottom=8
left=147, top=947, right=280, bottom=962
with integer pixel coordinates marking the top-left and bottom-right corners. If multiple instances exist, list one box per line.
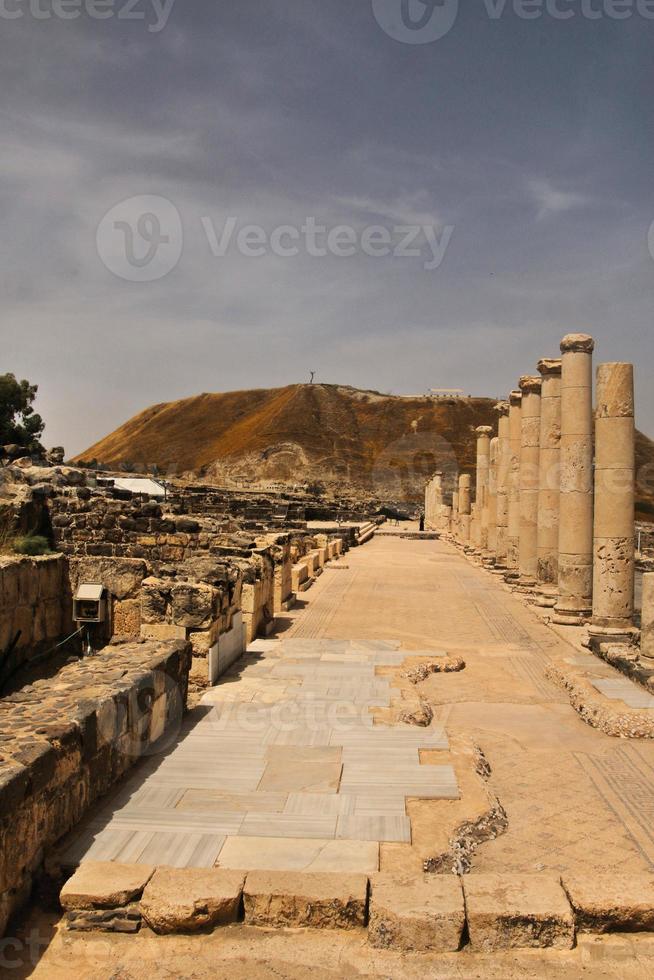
left=563, top=874, right=654, bottom=933
left=140, top=868, right=245, bottom=934
left=60, top=861, right=155, bottom=911
left=462, top=874, right=574, bottom=950
left=243, top=871, right=368, bottom=929
left=368, top=872, right=464, bottom=952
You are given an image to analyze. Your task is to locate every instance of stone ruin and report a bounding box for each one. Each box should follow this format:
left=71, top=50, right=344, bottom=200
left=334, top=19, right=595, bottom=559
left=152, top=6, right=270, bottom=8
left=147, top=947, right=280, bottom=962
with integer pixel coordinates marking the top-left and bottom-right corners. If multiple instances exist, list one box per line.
left=429, top=335, right=653, bottom=663
left=0, top=458, right=381, bottom=934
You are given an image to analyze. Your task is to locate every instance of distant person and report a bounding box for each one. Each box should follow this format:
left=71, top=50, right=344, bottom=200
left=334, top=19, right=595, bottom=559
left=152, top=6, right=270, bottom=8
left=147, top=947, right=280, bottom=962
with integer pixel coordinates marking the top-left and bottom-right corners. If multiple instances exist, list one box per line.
left=419, top=514, right=425, bottom=532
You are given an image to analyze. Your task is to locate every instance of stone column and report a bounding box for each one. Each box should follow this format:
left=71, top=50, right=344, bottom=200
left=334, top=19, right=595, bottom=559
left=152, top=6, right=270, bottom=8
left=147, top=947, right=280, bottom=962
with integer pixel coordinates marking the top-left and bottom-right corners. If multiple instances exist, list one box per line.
left=554, top=334, right=594, bottom=625
left=589, top=363, right=636, bottom=641
left=425, top=472, right=443, bottom=531
left=535, top=359, right=562, bottom=605
left=452, top=490, right=460, bottom=536
left=470, top=503, right=480, bottom=549
left=506, top=390, right=523, bottom=573
left=495, top=402, right=510, bottom=567
left=642, top=574, right=654, bottom=659
left=486, top=436, right=499, bottom=560
left=475, top=426, right=493, bottom=551
left=518, top=376, right=542, bottom=586
left=459, top=473, right=472, bottom=544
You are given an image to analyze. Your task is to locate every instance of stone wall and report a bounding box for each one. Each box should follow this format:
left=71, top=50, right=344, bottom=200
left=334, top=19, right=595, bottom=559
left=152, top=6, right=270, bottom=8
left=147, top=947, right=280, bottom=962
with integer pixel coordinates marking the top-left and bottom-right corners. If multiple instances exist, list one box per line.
left=239, top=548, right=276, bottom=644
left=0, top=556, right=70, bottom=689
left=0, top=637, right=191, bottom=936
left=138, top=556, right=244, bottom=684
left=66, top=556, right=150, bottom=644
left=51, top=490, right=229, bottom=561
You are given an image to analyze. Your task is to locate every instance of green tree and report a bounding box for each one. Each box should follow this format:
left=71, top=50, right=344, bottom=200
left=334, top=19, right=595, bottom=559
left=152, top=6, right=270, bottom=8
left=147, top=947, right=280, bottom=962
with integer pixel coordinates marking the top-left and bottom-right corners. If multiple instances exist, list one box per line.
left=0, top=373, right=45, bottom=452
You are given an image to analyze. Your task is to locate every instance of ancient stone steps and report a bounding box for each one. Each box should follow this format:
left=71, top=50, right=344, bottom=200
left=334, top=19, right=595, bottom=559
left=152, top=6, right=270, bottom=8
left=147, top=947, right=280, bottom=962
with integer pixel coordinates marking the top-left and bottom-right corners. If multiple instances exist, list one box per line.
left=59, top=863, right=654, bottom=950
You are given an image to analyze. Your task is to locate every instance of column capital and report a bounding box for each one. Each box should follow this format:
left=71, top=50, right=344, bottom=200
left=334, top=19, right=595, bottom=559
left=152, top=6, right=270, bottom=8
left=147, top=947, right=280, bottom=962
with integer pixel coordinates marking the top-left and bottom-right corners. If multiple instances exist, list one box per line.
left=537, top=358, right=562, bottom=377
left=519, top=375, right=542, bottom=395
left=509, top=390, right=522, bottom=407
left=475, top=425, right=494, bottom=437
left=561, top=333, right=594, bottom=354
left=494, top=400, right=510, bottom=416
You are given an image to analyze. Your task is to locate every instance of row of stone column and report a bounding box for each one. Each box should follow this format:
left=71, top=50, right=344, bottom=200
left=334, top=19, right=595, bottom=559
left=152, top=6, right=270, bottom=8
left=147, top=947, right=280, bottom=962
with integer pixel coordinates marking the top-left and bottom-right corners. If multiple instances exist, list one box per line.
left=445, top=334, right=637, bottom=642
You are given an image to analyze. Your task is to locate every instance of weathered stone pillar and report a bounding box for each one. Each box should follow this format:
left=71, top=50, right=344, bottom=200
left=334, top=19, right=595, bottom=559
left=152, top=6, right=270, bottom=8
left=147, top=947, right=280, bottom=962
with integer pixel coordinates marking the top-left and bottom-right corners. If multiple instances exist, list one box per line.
left=475, top=426, right=493, bottom=551
left=518, top=376, right=542, bottom=586
left=535, top=359, right=562, bottom=605
left=589, top=363, right=636, bottom=641
left=470, top=503, right=480, bottom=549
left=450, top=490, right=460, bottom=539
left=495, top=402, right=510, bottom=567
left=506, top=390, right=522, bottom=573
left=459, top=473, right=472, bottom=544
left=642, top=574, right=654, bottom=659
left=486, top=436, right=499, bottom=560
left=425, top=472, right=443, bottom=531
left=554, top=334, right=594, bottom=625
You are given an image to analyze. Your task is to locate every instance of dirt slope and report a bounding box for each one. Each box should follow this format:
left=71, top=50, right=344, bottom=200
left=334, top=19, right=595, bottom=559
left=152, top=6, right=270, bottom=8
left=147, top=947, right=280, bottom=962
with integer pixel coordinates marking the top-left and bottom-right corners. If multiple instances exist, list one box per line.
left=74, top=384, right=497, bottom=496
left=74, top=383, right=654, bottom=512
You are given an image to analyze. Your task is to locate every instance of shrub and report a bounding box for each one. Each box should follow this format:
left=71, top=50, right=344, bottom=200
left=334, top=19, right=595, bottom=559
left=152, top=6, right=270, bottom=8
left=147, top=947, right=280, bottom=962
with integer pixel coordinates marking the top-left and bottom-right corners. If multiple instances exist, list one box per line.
left=13, top=534, right=52, bottom=556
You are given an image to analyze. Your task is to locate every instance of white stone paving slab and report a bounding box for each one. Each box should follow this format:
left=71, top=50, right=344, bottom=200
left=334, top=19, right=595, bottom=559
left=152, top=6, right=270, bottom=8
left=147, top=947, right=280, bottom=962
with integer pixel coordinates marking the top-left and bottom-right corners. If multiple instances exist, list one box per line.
left=592, top=678, right=654, bottom=709
left=67, top=637, right=457, bottom=870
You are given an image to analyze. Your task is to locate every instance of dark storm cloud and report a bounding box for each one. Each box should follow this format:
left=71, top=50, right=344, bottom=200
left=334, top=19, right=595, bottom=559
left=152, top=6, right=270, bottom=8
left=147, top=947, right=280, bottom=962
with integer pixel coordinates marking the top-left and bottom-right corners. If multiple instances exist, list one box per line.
left=1, top=0, right=653, bottom=454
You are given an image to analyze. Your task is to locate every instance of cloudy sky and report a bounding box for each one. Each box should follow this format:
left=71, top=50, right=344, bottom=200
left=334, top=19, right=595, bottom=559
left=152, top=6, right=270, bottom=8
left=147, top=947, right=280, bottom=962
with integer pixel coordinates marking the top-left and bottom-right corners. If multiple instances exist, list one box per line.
left=2, top=0, right=653, bottom=456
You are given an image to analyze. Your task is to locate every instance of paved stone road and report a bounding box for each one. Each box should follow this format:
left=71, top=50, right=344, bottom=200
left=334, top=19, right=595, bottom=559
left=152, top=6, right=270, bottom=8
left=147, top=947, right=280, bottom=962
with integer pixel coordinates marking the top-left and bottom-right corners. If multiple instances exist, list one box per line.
left=281, top=535, right=654, bottom=877
left=61, top=534, right=654, bottom=879
left=24, top=533, right=654, bottom=978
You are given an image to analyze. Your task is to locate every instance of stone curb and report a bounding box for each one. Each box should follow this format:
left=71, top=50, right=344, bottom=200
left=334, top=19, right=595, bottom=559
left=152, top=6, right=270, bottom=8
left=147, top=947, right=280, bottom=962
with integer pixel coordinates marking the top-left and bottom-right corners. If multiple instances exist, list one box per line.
left=243, top=870, right=368, bottom=930
left=545, top=661, right=654, bottom=738
left=59, top=864, right=654, bottom=945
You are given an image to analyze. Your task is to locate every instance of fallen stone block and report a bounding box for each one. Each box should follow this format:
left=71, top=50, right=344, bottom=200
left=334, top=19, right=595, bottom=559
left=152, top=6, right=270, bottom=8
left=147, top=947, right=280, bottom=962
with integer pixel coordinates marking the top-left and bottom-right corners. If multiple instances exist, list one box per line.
left=463, top=874, right=574, bottom=950
left=243, top=871, right=368, bottom=930
left=563, top=874, right=654, bottom=933
left=140, top=868, right=245, bottom=934
left=60, top=862, right=155, bottom=911
left=368, top=872, right=464, bottom=952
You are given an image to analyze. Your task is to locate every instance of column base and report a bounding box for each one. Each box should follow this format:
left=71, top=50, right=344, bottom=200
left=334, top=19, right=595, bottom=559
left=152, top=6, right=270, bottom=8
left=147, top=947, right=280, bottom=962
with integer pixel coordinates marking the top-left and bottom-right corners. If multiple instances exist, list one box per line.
left=552, top=602, right=592, bottom=626
left=532, top=585, right=558, bottom=608
left=588, top=622, right=639, bottom=649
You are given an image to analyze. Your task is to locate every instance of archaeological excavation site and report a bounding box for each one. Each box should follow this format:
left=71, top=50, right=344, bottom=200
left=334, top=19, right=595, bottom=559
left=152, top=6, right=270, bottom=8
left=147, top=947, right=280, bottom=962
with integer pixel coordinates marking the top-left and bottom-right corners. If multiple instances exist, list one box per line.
left=1, top=334, right=654, bottom=977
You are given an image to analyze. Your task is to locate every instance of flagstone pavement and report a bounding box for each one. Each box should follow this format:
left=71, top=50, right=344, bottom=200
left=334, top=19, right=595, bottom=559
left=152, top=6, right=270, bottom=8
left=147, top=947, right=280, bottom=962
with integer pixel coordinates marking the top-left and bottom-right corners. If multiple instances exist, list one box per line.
left=61, top=534, right=654, bottom=879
